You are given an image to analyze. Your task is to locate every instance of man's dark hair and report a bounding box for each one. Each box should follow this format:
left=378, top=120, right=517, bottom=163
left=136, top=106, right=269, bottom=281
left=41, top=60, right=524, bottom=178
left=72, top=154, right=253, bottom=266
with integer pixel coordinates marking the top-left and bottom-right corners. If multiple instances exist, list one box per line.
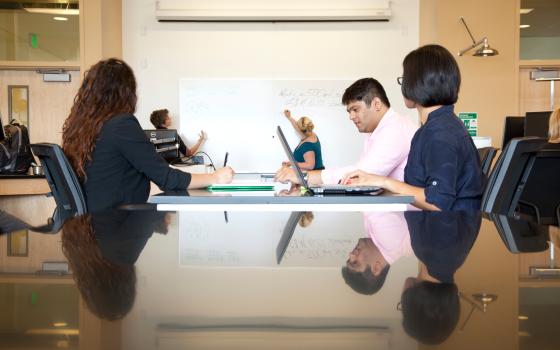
left=342, top=78, right=391, bottom=108
left=401, top=44, right=461, bottom=107
left=150, top=109, right=169, bottom=129
left=401, top=281, right=460, bottom=345
left=341, top=264, right=390, bottom=295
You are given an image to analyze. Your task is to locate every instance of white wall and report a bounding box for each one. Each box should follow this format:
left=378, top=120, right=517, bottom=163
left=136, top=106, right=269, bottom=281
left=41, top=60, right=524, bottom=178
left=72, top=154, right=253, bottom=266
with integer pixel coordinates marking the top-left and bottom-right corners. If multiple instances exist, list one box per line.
left=123, top=0, right=420, bottom=168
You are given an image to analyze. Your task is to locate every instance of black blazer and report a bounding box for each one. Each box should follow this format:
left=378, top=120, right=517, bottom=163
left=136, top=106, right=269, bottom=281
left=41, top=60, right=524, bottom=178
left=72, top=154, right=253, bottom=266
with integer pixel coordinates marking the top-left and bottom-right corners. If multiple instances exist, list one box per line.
left=83, top=113, right=191, bottom=212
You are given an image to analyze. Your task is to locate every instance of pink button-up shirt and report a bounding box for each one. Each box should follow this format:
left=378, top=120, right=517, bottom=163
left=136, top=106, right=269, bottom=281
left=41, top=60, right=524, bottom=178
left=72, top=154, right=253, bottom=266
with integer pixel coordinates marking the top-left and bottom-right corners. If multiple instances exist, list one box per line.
left=321, top=108, right=418, bottom=184
left=364, top=212, right=412, bottom=265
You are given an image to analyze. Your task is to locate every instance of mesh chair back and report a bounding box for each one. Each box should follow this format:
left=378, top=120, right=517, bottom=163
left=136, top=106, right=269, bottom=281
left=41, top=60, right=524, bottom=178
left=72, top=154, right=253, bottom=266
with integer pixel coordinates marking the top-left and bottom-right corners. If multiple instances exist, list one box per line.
left=31, top=143, right=86, bottom=215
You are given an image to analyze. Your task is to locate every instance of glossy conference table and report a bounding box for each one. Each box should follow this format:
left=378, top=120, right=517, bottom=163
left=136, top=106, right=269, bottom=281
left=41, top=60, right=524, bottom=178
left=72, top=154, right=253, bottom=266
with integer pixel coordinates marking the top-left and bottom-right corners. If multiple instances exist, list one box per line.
left=0, top=201, right=559, bottom=350
left=149, top=174, right=414, bottom=211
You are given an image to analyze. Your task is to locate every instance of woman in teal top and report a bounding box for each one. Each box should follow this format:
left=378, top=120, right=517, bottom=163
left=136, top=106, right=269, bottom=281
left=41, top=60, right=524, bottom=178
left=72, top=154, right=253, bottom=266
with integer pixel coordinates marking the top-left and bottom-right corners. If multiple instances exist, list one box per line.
left=283, top=110, right=324, bottom=170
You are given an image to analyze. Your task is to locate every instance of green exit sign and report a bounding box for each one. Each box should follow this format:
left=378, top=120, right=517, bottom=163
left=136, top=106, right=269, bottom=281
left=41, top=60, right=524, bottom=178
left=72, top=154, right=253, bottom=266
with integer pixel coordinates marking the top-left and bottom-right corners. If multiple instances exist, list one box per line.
left=29, top=33, right=38, bottom=48
left=459, top=112, right=478, bottom=137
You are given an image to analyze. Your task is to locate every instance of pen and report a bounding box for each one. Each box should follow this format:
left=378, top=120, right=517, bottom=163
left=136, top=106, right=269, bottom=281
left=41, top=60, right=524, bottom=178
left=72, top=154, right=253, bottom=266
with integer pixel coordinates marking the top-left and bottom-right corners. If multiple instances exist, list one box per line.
left=223, top=152, right=229, bottom=167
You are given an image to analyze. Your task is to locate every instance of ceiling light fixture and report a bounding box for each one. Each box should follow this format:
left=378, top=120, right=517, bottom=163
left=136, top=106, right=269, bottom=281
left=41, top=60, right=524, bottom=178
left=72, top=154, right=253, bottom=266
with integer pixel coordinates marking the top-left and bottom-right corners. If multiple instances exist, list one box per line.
left=520, top=24, right=531, bottom=29
left=520, top=8, right=534, bottom=15
left=53, top=16, right=68, bottom=21
left=24, top=8, right=79, bottom=15
left=458, top=17, right=499, bottom=57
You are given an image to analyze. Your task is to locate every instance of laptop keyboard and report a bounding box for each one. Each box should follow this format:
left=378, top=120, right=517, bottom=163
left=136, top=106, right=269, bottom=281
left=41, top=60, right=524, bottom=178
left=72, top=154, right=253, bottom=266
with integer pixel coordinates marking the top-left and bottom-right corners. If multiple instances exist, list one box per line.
left=320, top=184, right=379, bottom=191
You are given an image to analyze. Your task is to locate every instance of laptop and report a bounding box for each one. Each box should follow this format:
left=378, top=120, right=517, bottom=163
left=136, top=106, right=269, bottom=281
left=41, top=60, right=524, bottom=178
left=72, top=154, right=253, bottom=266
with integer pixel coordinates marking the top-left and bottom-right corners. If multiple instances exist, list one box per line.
left=276, top=126, right=383, bottom=195
left=276, top=211, right=304, bottom=264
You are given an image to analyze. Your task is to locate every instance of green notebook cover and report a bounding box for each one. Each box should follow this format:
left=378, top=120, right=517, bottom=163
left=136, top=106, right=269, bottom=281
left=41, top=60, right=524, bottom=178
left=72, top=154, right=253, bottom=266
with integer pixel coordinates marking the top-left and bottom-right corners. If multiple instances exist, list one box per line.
left=207, top=185, right=275, bottom=192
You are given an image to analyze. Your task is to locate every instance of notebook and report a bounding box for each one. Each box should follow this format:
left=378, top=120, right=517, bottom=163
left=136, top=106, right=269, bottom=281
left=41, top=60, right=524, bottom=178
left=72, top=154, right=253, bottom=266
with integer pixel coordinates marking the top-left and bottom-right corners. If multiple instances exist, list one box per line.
left=276, top=126, right=383, bottom=196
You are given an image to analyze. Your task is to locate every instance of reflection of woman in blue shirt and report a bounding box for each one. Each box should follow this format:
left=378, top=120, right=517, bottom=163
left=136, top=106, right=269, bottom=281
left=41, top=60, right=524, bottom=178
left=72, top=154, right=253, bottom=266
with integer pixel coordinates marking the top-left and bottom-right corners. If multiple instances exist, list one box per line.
left=283, top=110, right=324, bottom=170
left=342, top=45, right=484, bottom=211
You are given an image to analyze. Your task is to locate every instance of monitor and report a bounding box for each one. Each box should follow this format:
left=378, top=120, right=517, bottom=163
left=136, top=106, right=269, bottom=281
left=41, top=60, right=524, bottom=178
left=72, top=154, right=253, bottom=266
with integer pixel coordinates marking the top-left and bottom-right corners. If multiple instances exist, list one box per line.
left=144, top=129, right=179, bottom=162
left=502, top=116, right=524, bottom=149
left=524, top=111, right=551, bottom=138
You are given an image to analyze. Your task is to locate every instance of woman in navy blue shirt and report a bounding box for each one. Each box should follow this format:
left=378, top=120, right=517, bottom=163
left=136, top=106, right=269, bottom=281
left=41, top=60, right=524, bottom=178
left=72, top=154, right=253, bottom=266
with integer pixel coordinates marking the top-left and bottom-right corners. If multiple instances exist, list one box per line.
left=342, top=45, right=484, bottom=211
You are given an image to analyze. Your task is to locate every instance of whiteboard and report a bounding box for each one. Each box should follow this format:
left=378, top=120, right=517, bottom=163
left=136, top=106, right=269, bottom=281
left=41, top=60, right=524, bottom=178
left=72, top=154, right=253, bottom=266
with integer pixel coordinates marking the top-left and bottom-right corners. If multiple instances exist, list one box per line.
left=178, top=211, right=364, bottom=267
left=179, top=79, right=364, bottom=172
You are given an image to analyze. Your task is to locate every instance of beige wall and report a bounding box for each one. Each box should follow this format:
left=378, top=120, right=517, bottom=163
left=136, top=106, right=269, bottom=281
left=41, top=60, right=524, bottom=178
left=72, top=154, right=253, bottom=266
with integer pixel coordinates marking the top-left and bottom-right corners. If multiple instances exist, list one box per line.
left=420, top=0, right=520, bottom=148
left=81, top=0, right=122, bottom=71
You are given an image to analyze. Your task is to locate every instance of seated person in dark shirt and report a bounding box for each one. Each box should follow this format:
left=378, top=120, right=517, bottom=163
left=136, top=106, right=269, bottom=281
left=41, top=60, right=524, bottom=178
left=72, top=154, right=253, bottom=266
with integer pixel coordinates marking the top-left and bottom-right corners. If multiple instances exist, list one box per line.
left=61, top=209, right=171, bottom=320
left=400, top=211, right=481, bottom=345
left=62, top=58, right=234, bottom=212
left=342, top=45, right=484, bottom=211
left=149, top=108, right=207, bottom=157
left=282, top=109, right=324, bottom=170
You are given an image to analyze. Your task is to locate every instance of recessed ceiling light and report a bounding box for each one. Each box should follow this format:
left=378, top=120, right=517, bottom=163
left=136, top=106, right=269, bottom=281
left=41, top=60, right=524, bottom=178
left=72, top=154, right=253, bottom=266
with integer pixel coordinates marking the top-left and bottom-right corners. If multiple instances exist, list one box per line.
left=520, top=8, right=534, bottom=15
left=520, top=24, right=531, bottom=29
left=518, top=315, right=529, bottom=320
left=53, top=16, right=68, bottom=21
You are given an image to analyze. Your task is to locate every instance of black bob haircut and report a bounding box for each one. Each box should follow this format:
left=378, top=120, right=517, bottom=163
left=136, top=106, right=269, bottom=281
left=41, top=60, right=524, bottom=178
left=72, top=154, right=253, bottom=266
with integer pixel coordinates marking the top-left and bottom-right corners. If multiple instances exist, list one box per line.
left=401, top=44, right=461, bottom=107
left=342, top=78, right=391, bottom=108
left=341, top=264, right=390, bottom=295
left=401, top=281, right=460, bottom=345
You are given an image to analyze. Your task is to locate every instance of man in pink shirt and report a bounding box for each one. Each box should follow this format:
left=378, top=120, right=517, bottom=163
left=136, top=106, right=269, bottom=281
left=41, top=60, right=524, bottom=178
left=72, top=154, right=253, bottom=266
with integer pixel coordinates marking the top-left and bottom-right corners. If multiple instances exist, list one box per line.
left=342, top=212, right=412, bottom=295
left=275, top=78, right=417, bottom=185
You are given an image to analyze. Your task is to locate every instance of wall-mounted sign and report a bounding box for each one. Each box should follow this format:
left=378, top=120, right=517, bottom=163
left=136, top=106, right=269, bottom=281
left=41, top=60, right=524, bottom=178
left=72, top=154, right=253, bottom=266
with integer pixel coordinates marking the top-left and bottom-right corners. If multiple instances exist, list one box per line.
left=459, top=112, right=478, bottom=137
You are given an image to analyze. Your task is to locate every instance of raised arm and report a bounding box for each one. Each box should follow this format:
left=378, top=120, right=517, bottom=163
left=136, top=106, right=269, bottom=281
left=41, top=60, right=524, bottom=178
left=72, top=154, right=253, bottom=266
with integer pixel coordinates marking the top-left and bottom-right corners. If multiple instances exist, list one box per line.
left=186, top=130, right=207, bottom=157
left=284, top=109, right=305, bottom=138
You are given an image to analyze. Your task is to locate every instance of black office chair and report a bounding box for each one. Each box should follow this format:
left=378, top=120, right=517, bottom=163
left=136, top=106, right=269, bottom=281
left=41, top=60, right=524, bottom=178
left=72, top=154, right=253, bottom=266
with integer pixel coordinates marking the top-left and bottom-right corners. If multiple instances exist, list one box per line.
left=481, top=137, right=546, bottom=216
left=490, top=213, right=549, bottom=253
left=477, top=147, right=498, bottom=178
left=30, top=143, right=87, bottom=218
left=0, top=209, right=63, bottom=234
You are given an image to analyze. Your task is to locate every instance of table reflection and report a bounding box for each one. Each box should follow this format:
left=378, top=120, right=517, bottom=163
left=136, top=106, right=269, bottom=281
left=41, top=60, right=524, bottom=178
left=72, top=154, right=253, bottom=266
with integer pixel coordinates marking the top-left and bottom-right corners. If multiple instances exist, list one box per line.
left=1, top=206, right=558, bottom=349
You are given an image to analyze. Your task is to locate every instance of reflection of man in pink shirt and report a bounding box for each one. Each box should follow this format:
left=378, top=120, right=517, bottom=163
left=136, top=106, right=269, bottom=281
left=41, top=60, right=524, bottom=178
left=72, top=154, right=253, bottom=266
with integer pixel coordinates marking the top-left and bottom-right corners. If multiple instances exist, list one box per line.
left=342, top=212, right=412, bottom=295
left=275, top=78, right=417, bottom=185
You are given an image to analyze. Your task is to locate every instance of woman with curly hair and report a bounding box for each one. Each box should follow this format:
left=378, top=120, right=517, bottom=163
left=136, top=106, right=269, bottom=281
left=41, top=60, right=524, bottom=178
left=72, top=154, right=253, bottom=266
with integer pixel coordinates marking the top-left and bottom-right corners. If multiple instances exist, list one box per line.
left=62, top=58, right=233, bottom=211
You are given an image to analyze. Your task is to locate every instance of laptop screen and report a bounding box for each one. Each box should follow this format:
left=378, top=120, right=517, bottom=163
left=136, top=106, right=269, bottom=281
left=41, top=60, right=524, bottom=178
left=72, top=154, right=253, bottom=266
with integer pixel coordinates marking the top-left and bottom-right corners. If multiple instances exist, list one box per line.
left=276, top=211, right=304, bottom=264
left=276, top=126, right=309, bottom=188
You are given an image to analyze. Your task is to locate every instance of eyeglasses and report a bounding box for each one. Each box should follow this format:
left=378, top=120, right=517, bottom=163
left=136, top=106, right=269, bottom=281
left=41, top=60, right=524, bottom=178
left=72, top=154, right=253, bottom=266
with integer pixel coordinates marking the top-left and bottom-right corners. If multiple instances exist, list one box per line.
left=397, top=77, right=403, bottom=86
left=396, top=301, right=402, bottom=311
